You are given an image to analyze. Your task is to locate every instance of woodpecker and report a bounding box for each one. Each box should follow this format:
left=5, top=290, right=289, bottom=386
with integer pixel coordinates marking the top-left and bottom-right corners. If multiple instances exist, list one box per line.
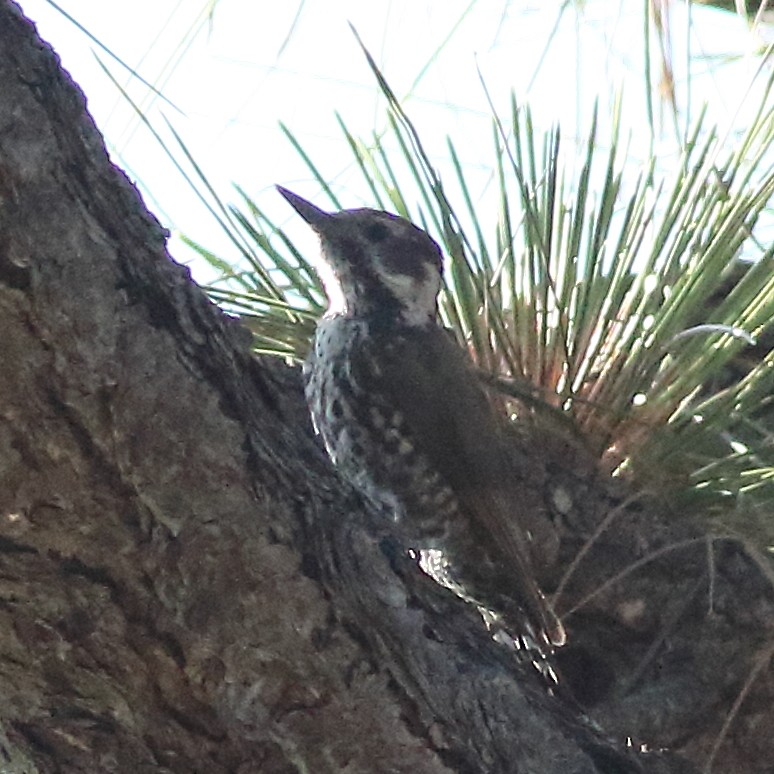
left=278, top=187, right=566, bottom=661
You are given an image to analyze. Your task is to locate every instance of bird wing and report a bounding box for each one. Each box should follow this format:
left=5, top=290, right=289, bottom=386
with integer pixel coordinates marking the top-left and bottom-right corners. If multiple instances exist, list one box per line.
left=351, top=324, right=565, bottom=646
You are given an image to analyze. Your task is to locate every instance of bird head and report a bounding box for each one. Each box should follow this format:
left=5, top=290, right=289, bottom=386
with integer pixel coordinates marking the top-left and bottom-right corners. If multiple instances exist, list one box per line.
left=278, top=187, right=443, bottom=326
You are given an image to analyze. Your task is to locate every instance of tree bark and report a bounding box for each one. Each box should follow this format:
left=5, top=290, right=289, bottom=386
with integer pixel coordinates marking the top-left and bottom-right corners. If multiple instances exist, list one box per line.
left=0, top=3, right=769, bottom=773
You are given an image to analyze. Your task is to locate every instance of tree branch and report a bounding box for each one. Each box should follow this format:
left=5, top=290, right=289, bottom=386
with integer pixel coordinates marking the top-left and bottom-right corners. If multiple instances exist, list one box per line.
left=0, top=3, right=702, bottom=772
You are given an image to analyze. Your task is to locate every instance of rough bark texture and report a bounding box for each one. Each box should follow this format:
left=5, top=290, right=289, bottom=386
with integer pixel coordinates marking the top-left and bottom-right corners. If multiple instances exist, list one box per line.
left=0, top=3, right=771, bottom=772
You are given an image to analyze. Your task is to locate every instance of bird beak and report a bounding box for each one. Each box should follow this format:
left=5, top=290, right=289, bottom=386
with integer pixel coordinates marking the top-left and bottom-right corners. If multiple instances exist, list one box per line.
left=276, top=186, right=332, bottom=230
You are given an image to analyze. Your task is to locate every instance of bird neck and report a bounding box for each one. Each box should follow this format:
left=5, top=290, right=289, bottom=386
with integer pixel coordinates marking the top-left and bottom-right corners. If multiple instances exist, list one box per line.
left=324, top=302, right=436, bottom=332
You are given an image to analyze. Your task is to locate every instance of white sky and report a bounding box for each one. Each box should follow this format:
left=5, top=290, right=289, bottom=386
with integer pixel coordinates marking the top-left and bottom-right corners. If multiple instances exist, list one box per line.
left=15, top=1, right=770, bottom=282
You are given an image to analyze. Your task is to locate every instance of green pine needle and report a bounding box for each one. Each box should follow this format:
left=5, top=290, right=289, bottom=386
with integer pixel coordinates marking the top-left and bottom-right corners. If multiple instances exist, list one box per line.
left=180, top=45, right=774, bottom=532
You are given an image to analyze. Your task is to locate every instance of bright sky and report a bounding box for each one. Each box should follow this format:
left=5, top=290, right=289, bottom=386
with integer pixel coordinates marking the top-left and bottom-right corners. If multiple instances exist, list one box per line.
left=15, top=1, right=769, bottom=282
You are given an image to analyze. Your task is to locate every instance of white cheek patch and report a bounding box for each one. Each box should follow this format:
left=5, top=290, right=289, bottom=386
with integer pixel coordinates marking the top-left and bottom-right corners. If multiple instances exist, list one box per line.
left=381, top=271, right=416, bottom=295
left=377, top=264, right=440, bottom=325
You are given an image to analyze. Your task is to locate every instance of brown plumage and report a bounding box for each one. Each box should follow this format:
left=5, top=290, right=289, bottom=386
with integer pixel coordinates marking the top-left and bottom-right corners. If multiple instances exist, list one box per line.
left=278, top=186, right=565, bottom=655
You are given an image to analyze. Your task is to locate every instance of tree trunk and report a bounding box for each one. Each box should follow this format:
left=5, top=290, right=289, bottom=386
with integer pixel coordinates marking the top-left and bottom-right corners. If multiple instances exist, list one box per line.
left=0, top=3, right=770, bottom=772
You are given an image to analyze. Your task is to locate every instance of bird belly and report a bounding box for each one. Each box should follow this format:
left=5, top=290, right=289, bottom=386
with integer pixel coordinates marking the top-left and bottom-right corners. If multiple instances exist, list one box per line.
left=305, top=321, right=455, bottom=543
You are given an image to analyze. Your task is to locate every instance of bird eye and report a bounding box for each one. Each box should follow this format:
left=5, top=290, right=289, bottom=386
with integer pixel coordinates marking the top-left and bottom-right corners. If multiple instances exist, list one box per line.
left=364, top=222, right=390, bottom=243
